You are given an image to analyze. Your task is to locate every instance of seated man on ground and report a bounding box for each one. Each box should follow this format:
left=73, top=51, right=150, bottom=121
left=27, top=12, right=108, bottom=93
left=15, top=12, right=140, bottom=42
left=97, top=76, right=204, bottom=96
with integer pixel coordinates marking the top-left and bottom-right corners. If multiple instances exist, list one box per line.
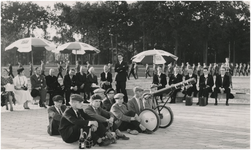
left=127, top=86, right=145, bottom=115
left=58, top=94, right=111, bottom=146
left=110, top=93, right=153, bottom=135
left=47, top=95, right=67, bottom=135
left=102, top=88, right=116, bottom=111
left=213, top=67, right=231, bottom=106
left=85, top=94, right=129, bottom=141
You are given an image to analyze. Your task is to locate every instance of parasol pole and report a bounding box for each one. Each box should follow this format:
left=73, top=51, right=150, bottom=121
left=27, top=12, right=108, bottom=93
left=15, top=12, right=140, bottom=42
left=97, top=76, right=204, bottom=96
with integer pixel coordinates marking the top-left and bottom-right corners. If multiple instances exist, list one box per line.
left=30, top=36, right=33, bottom=65
left=75, top=50, right=77, bottom=64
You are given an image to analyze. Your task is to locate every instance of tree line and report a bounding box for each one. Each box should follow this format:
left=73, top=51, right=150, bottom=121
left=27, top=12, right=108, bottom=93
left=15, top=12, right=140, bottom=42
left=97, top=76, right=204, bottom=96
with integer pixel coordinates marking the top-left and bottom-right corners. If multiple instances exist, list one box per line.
left=1, top=1, right=250, bottom=66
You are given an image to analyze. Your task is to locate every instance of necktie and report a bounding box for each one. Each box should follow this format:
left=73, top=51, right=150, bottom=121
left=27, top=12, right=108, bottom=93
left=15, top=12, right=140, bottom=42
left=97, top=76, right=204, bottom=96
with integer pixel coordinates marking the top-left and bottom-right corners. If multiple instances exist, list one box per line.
left=58, top=108, right=63, bottom=115
left=205, top=77, right=207, bottom=85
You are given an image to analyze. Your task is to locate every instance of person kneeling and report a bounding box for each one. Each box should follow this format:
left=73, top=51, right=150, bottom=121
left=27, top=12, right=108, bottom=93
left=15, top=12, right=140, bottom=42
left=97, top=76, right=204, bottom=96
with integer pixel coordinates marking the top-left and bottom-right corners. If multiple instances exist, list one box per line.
left=47, top=95, right=67, bottom=136
left=85, top=94, right=129, bottom=142
left=58, top=94, right=111, bottom=146
left=110, top=93, right=153, bottom=135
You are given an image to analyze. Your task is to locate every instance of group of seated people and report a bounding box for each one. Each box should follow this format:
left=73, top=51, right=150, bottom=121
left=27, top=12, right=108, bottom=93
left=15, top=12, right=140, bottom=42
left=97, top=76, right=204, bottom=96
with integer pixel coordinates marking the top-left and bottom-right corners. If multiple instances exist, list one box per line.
left=48, top=85, right=155, bottom=147
left=156, top=65, right=232, bottom=106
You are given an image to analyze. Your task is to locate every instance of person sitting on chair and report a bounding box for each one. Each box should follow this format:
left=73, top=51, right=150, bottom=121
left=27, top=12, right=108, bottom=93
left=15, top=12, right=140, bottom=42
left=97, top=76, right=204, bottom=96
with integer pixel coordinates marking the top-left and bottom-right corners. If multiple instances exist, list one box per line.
left=63, top=69, right=78, bottom=106
left=47, top=95, right=67, bottom=136
left=100, top=65, right=112, bottom=91
left=85, top=94, right=129, bottom=141
left=213, top=67, right=231, bottom=106
left=58, top=94, right=111, bottom=146
left=46, top=69, right=64, bottom=106
left=127, top=86, right=145, bottom=115
left=30, top=67, right=47, bottom=108
left=198, top=67, right=214, bottom=105
left=168, top=66, right=183, bottom=103
left=110, top=93, right=153, bottom=135
left=183, top=67, right=198, bottom=99
left=86, top=67, right=98, bottom=99
left=152, top=65, right=167, bottom=102
left=102, top=88, right=116, bottom=111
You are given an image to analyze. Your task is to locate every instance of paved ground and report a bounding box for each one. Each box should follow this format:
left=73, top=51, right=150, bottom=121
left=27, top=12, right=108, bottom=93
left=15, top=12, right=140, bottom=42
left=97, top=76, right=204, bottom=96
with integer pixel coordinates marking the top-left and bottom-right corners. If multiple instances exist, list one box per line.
left=1, top=76, right=250, bottom=149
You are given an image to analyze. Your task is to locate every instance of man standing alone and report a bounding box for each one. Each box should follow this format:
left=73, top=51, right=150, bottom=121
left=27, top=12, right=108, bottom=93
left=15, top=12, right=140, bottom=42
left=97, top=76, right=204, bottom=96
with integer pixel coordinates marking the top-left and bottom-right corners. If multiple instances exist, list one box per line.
left=115, top=54, right=128, bottom=103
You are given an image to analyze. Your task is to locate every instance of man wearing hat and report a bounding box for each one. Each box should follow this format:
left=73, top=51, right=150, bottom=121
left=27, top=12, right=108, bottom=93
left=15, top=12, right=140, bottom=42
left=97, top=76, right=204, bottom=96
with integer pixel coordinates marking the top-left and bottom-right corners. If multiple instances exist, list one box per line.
left=128, top=86, right=145, bottom=115
left=30, top=67, right=47, bottom=108
left=47, top=95, right=67, bottom=136
left=111, top=93, right=153, bottom=135
left=102, top=88, right=116, bottom=111
left=85, top=94, right=129, bottom=141
left=59, top=94, right=111, bottom=146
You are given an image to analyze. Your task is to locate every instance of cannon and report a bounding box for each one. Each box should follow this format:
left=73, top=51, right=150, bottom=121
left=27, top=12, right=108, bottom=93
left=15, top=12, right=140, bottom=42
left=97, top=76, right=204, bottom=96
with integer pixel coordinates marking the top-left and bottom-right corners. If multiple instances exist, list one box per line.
left=139, top=78, right=196, bottom=131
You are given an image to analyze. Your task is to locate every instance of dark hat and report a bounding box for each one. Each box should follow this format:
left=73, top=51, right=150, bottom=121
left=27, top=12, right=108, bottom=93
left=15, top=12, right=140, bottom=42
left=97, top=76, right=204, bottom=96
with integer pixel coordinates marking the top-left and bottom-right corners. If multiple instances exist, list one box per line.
left=150, top=84, right=158, bottom=89
left=30, top=89, right=40, bottom=97
left=70, top=94, right=84, bottom=102
left=114, top=93, right=124, bottom=99
left=52, top=95, right=64, bottom=102
left=105, top=88, right=115, bottom=95
left=17, top=67, right=24, bottom=74
left=90, top=94, right=102, bottom=101
left=142, top=92, right=152, bottom=99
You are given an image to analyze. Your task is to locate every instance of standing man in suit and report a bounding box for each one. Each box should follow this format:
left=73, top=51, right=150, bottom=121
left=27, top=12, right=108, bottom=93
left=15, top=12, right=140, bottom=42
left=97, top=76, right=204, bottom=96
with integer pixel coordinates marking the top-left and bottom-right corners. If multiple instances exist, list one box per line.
left=63, top=69, right=78, bottom=106
left=30, top=67, right=47, bottom=108
left=8, top=62, right=14, bottom=78
left=168, top=66, right=183, bottom=103
left=47, top=95, right=67, bottom=136
left=58, top=94, right=111, bottom=146
left=213, top=67, right=231, bottom=106
left=184, top=67, right=198, bottom=98
left=152, top=65, right=167, bottom=102
left=46, top=69, right=64, bottom=106
left=115, top=54, right=128, bottom=103
left=76, top=66, right=87, bottom=102
left=128, top=86, right=144, bottom=115
left=198, top=67, right=214, bottom=105
left=85, top=94, right=129, bottom=141
left=100, top=65, right=112, bottom=91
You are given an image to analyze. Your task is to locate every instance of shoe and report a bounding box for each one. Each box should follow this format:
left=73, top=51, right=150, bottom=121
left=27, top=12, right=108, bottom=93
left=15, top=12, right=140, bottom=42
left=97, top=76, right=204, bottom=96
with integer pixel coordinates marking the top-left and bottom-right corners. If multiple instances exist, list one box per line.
left=116, top=134, right=129, bottom=140
left=142, top=129, right=153, bottom=134
left=42, top=104, right=47, bottom=108
left=196, top=102, right=199, bottom=105
left=127, top=129, right=139, bottom=135
left=25, top=107, right=30, bottom=109
left=226, top=103, right=229, bottom=106
left=214, top=103, right=218, bottom=105
left=98, top=139, right=111, bottom=146
left=10, top=107, right=13, bottom=111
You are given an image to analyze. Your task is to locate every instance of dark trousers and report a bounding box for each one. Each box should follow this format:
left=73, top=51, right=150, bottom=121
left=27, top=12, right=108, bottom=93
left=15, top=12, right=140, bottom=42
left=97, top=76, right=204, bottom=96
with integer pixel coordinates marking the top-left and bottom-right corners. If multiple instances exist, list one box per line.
left=214, top=87, right=230, bottom=104
left=8, top=72, right=14, bottom=78
left=157, top=86, right=166, bottom=102
left=39, top=88, right=47, bottom=106
left=116, top=81, right=128, bottom=103
left=198, top=87, right=211, bottom=104
left=145, top=71, right=151, bottom=78
left=57, top=72, right=63, bottom=79
left=184, top=86, right=197, bottom=97
left=170, top=89, right=181, bottom=103
left=47, top=120, right=60, bottom=136
left=118, top=111, right=141, bottom=132
left=128, top=70, right=136, bottom=79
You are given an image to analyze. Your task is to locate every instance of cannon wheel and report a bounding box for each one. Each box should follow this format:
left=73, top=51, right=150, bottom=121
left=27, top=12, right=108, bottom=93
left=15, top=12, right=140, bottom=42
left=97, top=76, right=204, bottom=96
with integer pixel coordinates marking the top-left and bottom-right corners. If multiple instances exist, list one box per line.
left=139, top=108, right=160, bottom=132
left=154, top=105, right=174, bottom=128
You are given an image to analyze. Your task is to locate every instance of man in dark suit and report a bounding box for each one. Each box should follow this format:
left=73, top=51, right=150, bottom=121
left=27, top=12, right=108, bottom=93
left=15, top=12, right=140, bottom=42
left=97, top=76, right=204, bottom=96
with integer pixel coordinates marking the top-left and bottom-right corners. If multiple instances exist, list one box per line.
left=168, top=66, right=183, bottom=103
left=63, top=69, right=78, bottom=106
left=184, top=67, right=198, bottom=98
left=8, top=63, right=14, bottom=78
left=198, top=67, right=214, bottom=105
left=47, top=95, right=67, bottom=135
left=102, top=88, right=116, bottom=111
left=115, top=54, right=128, bottom=103
left=76, top=66, right=87, bottom=102
left=100, top=65, right=112, bottom=91
left=153, top=65, right=167, bottom=102
left=58, top=94, right=111, bottom=146
left=30, top=67, right=47, bottom=108
left=85, top=94, right=129, bottom=140
left=213, top=67, right=231, bottom=106
left=128, top=86, right=145, bottom=116
left=46, top=69, right=64, bottom=106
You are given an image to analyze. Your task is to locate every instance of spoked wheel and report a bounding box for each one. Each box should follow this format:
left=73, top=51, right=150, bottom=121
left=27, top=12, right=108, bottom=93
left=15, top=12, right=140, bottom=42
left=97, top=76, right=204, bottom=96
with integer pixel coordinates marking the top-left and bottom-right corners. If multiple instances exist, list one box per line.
left=139, top=108, right=160, bottom=132
left=154, top=105, right=174, bottom=128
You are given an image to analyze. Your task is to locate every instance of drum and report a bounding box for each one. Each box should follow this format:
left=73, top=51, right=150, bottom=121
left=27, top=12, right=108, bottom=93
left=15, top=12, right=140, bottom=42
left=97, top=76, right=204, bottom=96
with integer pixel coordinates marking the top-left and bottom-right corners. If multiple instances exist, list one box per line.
left=185, top=96, right=193, bottom=106
left=154, top=105, right=174, bottom=128
left=199, top=97, right=206, bottom=106
left=139, top=108, right=160, bottom=132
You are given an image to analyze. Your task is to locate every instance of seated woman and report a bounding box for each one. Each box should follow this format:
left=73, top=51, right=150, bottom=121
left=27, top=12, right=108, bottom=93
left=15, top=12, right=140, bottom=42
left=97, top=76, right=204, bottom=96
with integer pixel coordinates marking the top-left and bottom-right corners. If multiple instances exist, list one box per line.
left=110, top=93, right=153, bottom=135
left=1, top=68, right=16, bottom=111
left=100, top=65, right=112, bottom=91
left=86, top=67, right=98, bottom=99
left=13, top=68, right=32, bottom=109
